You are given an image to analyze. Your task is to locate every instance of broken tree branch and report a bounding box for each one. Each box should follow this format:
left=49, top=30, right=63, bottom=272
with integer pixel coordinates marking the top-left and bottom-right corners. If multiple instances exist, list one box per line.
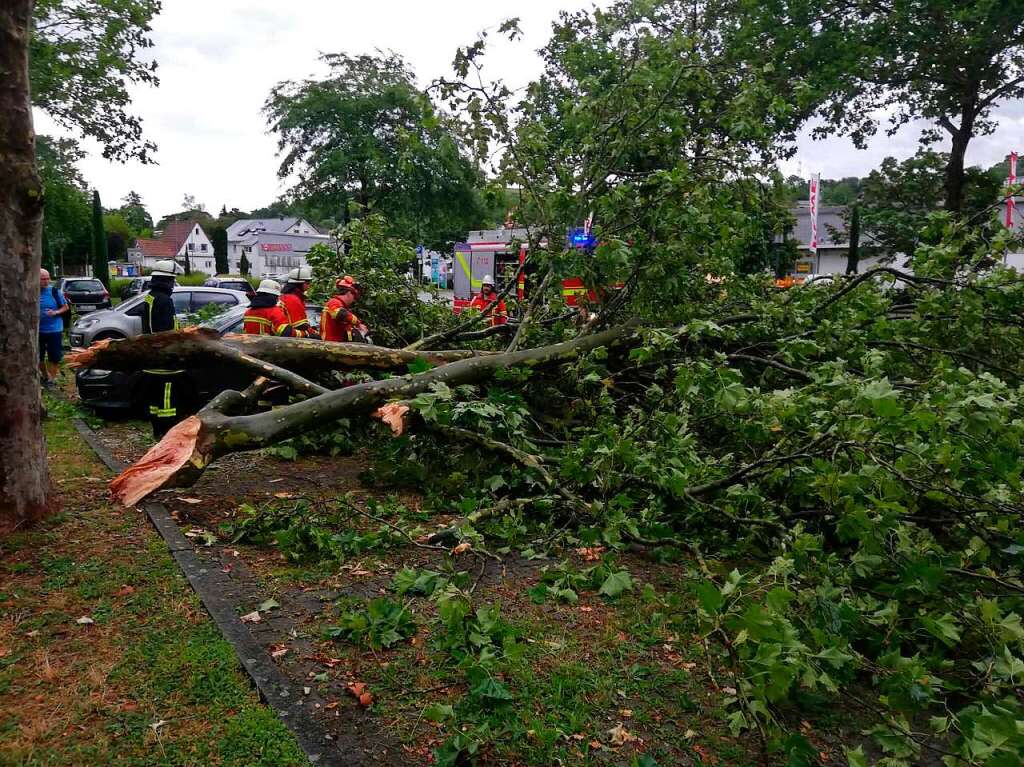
left=110, top=321, right=643, bottom=506
left=67, top=327, right=494, bottom=375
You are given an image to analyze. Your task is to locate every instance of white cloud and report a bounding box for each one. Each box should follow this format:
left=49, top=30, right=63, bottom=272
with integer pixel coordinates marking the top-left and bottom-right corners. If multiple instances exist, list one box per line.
left=34, top=0, right=1024, bottom=219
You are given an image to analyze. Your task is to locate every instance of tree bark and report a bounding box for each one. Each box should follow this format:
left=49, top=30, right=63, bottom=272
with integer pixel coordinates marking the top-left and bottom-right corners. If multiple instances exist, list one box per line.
left=67, top=328, right=496, bottom=375
left=0, top=0, right=56, bottom=534
left=845, top=200, right=860, bottom=275
left=109, top=323, right=640, bottom=506
left=943, top=102, right=976, bottom=214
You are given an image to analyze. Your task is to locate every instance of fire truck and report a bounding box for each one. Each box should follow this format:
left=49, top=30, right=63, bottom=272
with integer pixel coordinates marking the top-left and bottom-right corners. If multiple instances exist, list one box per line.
left=451, top=226, right=606, bottom=314
left=451, top=227, right=530, bottom=315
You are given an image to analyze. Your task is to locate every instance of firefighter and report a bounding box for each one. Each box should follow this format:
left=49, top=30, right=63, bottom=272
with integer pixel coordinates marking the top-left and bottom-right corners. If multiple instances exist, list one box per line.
left=140, top=259, right=193, bottom=439
left=468, top=275, right=507, bottom=326
left=321, top=276, right=369, bottom=342
left=280, top=266, right=319, bottom=338
left=243, top=280, right=294, bottom=336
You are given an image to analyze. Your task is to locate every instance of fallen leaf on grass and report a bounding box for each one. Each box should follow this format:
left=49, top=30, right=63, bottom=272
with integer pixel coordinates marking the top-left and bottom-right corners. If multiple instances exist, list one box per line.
left=240, top=611, right=261, bottom=624
left=257, top=598, right=281, bottom=612
left=273, top=492, right=295, bottom=499
left=149, top=719, right=168, bottom=733
left=175, top=497, right=202, bottom=505
left=619, top=708, right=633, bottom=718
left=451, top=542, right=472, bottom=555
left=114, top=585, right=135, bottom=597
left=305, top=654, right=343, bottom=668
left=269, top=644, right=289, bottom=660
left=608, top=724, right=637, bottom=746
left=76, top=616, right=94, bottom=625
left=324, top=701, right=339, bottom=710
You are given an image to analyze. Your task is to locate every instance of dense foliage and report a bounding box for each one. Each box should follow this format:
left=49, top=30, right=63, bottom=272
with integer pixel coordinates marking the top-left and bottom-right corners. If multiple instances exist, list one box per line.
left=31, top=0, right=161, bottom=162
left=305, top=214, right=456, bottom=348
left=265, top=52, right=488, bottom=251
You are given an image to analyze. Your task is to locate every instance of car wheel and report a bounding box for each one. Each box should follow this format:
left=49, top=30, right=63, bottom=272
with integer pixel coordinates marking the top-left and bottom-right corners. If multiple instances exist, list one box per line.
left=93, top=331, right=126, bottom=342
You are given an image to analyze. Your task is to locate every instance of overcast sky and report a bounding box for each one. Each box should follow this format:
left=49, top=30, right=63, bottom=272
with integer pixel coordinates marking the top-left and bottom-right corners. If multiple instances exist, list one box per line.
left=33, top=0, right=1024, bottom=220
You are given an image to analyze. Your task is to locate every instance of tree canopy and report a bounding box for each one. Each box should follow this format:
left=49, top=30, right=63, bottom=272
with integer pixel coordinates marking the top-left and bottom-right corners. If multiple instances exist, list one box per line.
left=265, top=51, right=488, bottom=250
left=30, top=0, right=161, bottom=162
left=735, top=0, right=1024, bottom=213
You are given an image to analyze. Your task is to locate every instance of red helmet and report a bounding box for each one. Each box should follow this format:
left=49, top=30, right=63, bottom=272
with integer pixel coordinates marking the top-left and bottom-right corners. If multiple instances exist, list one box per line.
left=335, top=275, right=361, bottom=295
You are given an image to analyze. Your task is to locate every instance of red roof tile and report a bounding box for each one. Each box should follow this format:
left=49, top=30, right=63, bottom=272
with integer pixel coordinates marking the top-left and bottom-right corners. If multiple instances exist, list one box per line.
left=161, top=220, right=203, bottom=253
left=135, top=238, right=178, bottom=257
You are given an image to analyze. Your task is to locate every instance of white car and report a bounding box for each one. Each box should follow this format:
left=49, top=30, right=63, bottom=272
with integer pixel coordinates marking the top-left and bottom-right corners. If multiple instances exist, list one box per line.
left=69, top=286, right=250, bottom=348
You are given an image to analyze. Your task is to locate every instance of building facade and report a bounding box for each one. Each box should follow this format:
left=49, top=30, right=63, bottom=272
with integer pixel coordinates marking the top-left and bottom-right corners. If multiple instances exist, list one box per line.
left=128, top=220, right=215, bottom=273
left=226, top=217, right=331, bottom=278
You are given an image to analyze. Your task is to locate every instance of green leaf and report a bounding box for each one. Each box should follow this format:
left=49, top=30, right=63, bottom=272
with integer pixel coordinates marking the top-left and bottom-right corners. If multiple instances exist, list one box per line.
left=598, top=570, right=633, bottom=598
left=257, top=598, right=281, bottom=612
left=696, top=581, right=725, bottom=614
left=422, top=703, right=454, bottom=722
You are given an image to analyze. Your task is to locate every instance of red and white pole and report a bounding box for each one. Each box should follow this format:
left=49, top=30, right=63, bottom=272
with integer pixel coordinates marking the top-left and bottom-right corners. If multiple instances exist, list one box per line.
left=1006, top=152, right=1017, bottom=229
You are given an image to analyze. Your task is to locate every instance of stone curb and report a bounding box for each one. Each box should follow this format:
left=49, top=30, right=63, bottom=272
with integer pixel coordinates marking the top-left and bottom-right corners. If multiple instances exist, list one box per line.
left=71, top=418, right=359, bottom=766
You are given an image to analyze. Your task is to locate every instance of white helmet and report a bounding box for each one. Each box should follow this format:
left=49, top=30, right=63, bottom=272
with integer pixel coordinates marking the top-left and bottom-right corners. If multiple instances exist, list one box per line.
left=152, top=259, right=184, bottom=277
left=287, top=266, right=313, bottom=284
left=481, top=274, right=495, bottom=287
left=257, top=279, right=281, bottom=295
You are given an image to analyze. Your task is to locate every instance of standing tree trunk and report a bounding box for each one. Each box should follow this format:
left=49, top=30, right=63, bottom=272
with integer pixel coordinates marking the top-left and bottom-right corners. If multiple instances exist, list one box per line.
left=943, top=103, right=976, bottom=214
left=91, top=189, right=108, bottom=286
left=845, top=199, right=861, bottom=274
left=0, top=0, right=57, bottom=534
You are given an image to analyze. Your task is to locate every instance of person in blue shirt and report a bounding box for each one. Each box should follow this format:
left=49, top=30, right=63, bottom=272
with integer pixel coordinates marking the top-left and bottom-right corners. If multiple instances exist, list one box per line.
left=39, top=268, right=69, bottom=388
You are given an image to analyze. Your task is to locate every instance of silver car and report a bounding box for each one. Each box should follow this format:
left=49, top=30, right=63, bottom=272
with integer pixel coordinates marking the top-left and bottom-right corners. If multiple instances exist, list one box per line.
left=69, top=286, right=250, bottom=348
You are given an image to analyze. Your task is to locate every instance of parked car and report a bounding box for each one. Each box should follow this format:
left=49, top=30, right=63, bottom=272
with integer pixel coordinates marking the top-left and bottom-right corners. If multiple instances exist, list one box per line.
left=69, top=286, right=250, bottom=348
left=56, top=277, right=111, bottom=314
left=75, top=303, right=322, bottom=414
left=203, top=275, right=256, bottom=299
left=120, top=276, right=150, bottom=300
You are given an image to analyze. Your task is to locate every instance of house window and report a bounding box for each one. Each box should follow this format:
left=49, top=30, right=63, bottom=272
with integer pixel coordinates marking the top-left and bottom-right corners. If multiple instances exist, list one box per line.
left=188, top=243, right=195, bottom=251
left=200, top=244, right=208, bottom=252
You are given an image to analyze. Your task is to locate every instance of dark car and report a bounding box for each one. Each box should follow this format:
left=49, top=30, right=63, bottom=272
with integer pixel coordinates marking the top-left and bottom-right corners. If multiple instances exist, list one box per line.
left=203, top=276, right=256, bottom=299
left=75, top=303, right=322, bottom=415
left=120, top=277, right=150, bottom=300
left=57, top=277, right=111, bottom=314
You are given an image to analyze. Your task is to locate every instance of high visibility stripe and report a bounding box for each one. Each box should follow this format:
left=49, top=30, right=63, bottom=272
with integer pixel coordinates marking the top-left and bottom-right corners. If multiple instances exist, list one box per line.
left=562, top=288, right=586, bottom=296
left=246, top=316, right=272, bottom=327
left=274, top=323, right=289, bottom=334
left=456, top=251, right=483, bottom=289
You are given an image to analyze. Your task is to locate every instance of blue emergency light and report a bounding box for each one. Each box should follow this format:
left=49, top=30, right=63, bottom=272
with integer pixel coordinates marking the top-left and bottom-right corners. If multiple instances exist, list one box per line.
left=568, top=227, right=597, bottom=250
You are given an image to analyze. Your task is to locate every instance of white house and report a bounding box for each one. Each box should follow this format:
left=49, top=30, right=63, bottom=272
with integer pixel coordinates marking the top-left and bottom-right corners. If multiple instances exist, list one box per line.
left=226, top=217, right=331, bottom=278
left=128, top=220, right=216, bottom=273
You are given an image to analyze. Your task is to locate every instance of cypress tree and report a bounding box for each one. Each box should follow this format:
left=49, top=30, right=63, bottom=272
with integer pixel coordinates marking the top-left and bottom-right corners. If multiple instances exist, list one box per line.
left=90, top=190, right=109, bottom=286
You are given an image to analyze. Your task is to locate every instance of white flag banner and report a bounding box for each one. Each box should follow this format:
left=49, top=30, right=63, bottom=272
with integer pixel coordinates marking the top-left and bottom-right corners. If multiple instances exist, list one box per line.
left=1006, top=152, right=1018, bottom=229
left=808, top=173, right=821, bottom=253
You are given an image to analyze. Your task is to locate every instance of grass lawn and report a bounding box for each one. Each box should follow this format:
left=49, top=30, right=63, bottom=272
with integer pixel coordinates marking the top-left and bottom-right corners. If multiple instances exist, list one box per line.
left=0, top=395, right=306, bottom=766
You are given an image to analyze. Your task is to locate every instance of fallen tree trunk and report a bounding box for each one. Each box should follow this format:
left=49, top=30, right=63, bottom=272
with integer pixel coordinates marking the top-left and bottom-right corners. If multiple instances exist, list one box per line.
left=109, top=322, right=640, bottom=506
left=67, top=327, right=494, bottom=375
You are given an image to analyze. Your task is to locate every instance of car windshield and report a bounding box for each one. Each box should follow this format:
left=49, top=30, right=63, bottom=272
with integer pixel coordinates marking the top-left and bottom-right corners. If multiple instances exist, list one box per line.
left=66, top=279, right=103, bottom=291
left=202, top=305, right=247, bottom=332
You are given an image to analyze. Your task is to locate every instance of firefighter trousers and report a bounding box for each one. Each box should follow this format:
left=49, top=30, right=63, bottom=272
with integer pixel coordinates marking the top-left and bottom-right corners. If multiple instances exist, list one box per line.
left=142, top=371, right=194, bottom=439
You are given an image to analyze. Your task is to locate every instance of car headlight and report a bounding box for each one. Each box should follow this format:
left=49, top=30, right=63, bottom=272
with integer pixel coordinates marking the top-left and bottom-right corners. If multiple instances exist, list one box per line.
left=74, top=317, right=100, bottom=329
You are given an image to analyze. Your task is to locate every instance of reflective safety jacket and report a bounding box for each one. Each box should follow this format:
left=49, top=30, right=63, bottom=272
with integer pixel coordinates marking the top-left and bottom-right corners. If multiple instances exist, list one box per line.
left=321, top=296, right=362, bottom=342
left=469, top=292, right=508, bottom=326
left=280, top=292, right=314, bottom=338
left=243, top=304, right=294, bottom=336
left=142, top=281, right=182, bottom=375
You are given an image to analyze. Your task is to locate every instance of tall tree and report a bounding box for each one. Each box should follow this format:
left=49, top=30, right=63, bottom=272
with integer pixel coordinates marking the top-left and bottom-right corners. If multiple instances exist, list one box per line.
left=737, top=0, right=1024, bottom=213
left=103, top=211, right=135, bottom=261
left=118, top=190, right=152, bottom=232
left=1, top=0, right=160, bottom=531
left=30, top=0, right=161, bottom=162
left=0, top=0, right=51, bottom=533
left=264, top=52, right=487, bottom=250
left=37, top=135, right=91, bottom=276
left=90, top=189, right=108, bottom=285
